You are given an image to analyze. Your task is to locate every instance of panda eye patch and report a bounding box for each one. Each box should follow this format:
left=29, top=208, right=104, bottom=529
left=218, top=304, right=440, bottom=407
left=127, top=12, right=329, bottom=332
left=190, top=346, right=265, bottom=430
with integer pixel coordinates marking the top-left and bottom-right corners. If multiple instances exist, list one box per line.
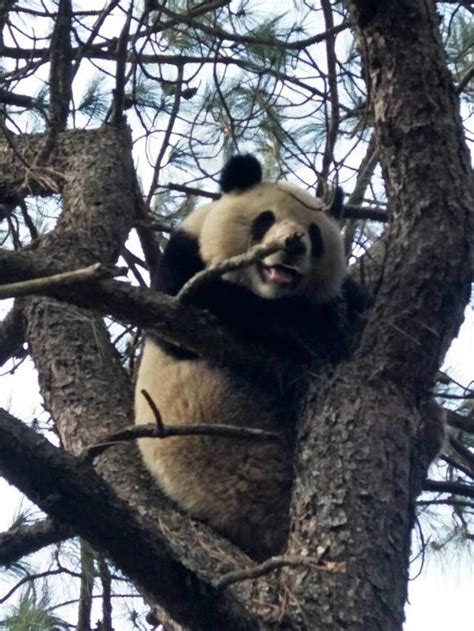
left=251, top=210, right=275, bottom=241
left=309, top=223, right=325, bottom=258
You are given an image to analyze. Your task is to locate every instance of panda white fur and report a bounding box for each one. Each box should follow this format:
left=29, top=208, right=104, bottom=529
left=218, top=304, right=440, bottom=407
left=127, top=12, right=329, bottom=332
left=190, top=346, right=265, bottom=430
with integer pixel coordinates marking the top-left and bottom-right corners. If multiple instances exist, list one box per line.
left=135, top=155, right=348, bottom=559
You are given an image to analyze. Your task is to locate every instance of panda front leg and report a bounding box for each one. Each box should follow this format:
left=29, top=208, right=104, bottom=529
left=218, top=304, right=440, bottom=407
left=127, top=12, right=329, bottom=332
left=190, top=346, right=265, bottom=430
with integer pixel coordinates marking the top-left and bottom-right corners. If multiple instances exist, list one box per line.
left=153, top=229, right=205, bottom=296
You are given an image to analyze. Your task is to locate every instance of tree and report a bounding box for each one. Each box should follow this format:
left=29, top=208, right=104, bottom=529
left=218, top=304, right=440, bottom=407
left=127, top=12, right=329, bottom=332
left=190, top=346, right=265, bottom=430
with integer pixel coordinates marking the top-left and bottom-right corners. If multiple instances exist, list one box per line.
left=0, top=1, right=473, bottom=629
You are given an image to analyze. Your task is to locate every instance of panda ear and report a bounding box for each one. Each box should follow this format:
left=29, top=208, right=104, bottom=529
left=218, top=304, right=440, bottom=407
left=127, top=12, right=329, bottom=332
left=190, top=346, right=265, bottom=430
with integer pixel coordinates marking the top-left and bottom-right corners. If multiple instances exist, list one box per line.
left=220, top=154, right=263, bottom=193
left=327, top=186, right=345, bottom=220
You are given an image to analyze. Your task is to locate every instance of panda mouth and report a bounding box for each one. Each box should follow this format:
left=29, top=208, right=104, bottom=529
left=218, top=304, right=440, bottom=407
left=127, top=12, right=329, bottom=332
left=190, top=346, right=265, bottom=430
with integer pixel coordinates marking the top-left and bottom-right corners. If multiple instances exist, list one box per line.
left=259, top=263, right=302, bottom=286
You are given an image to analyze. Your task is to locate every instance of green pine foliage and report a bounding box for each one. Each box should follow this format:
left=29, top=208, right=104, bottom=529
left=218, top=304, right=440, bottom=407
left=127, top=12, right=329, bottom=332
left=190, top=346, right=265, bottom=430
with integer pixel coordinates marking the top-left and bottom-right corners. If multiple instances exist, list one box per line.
left=0, top=586, right=69, bottom=631
left=443, top=10, right=474, bottom=82
left=78, top=76, right=109, bottom=121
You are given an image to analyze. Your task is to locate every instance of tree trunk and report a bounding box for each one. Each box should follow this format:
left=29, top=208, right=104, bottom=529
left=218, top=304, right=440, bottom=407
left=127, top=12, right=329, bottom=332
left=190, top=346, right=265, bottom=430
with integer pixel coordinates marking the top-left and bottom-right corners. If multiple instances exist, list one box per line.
left=267, top=2, right=472, bottom=629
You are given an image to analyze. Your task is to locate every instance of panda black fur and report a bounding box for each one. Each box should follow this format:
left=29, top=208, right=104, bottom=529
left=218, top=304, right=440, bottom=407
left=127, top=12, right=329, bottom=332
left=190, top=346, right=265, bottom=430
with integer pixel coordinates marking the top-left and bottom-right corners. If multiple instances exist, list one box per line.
left=135, top=155, right=348, bottom=559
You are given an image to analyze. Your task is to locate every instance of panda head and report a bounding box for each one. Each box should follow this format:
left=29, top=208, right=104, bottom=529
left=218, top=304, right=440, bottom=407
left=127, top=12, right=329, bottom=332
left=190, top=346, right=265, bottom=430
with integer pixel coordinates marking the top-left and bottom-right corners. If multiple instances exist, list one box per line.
left=186, top=155, right=347, bottom=303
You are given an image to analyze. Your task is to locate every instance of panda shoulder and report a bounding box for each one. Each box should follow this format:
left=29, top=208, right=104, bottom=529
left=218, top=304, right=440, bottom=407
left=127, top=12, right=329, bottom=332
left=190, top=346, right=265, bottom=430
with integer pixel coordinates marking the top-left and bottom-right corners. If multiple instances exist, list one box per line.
left=180, top=201, right=215, bottom=237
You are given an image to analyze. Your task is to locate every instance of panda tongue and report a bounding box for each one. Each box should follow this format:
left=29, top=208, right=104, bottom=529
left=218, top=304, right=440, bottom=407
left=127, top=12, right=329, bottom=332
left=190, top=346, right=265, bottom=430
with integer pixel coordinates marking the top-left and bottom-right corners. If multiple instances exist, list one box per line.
left=264, top=266, right=295, bottom=285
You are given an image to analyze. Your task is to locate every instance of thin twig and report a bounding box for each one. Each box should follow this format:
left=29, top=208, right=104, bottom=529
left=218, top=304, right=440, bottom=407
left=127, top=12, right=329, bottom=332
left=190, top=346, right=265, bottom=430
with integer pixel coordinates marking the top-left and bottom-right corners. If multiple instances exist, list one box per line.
left=165, top=182, right=220, bottom=200
left=81, top=422, right=282, bottom=462
left=215, top=554, right=346, bottom=590
left=417, top=499, right=474, bottom=509
left=0, top=263, right=126, bottom=299
left=154, top=4, right=349, bottom=52
left=177, top=233, right=303, bottom=302
left=424, top=479, right=474, bottom=499
left=446, top=409, right=474, bottom=433
left=141, top=389, right=165, bottom=433
left=344, top=205, right=387, bottom=222
left=436, top=391, right=474, bottom=400
left=456, top=65, right=474, bottom=95
left=110, top=0, right=133, bottom=126
left=1, top=569, right=65, bottom=604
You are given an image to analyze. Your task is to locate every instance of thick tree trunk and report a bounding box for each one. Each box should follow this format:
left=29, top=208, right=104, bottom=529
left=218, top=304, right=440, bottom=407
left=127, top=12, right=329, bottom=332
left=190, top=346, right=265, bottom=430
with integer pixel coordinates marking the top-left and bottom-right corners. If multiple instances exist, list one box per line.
left=267, top=2, right=472, bottom=629
left=22, top=126, right=136, bottom=454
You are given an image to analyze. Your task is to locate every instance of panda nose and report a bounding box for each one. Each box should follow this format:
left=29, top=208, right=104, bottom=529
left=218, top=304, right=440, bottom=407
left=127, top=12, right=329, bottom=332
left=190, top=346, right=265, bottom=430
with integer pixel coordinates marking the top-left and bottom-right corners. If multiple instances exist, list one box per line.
left=281, top=242, right=306, bottom=266
left=285, top=239, right=306, bottom=257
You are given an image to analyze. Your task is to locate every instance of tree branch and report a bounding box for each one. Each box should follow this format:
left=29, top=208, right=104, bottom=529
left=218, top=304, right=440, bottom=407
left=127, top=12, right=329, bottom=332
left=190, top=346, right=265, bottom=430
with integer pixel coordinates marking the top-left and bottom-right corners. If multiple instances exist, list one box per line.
left=77, top=541, right=94, bottom=631
left=449, top=435, right=474, bottom=471
left=0, top=263, right=125, bottom=299
left=348, top=0, right=472, bottom=385
left=48, top=0, right=72, bottom=131
left=177, top=236, right=298, bottom=302
left=0, top=303, right=26, bottom=367
left=446, top=409, right=474, bottom=433
left=0, top=248, right=296, bottom=380
left=216, top=554, right=345, bottom=590
left=423, top=479, right=474, bottom=499
left=82, top=422, right=281, bottom=462
left=0, top=407, right=267, bottom=631
left=270, top=2, right=473, bottom=628
left=109, top=1, right=132, bottom=127
left=344, top=205, right=387, bottom=223
left=0, top=519, right=71, bottom=567
left=456, top=65, right=474, bottom=95
left=0, top=127, right=135, bottom=199
left=0, top=88, right=40, bottom=110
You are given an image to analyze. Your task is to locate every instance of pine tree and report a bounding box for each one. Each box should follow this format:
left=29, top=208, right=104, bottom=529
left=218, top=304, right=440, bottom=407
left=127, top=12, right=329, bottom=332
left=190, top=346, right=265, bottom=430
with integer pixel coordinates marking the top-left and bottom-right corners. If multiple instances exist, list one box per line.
left=0, top=1, right=472, bottom=629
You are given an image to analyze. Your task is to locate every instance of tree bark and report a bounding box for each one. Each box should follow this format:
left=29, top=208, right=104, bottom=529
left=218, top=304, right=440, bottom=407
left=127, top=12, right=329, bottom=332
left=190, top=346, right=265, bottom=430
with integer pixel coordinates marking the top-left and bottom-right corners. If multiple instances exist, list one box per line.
left=266, top=2, right=472, bottom=629
left=0, top=519, right=70, bottom=566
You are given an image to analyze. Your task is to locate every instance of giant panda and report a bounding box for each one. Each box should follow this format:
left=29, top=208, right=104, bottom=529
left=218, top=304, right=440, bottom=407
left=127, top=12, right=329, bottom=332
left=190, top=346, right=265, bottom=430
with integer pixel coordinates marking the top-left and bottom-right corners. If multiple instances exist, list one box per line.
left=135, top=154, right=349, bottom=559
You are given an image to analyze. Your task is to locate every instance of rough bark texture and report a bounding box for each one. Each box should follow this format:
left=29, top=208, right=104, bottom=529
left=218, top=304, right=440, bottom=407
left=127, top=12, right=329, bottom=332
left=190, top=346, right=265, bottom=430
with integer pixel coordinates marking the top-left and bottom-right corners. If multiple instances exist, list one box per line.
left=22, top=126, right=136, bottom=454
left=270, top=2, right=472, bottom=630
left=0, top=128, right=111, bottom=199
left=0, top=519, right=71, bottom=566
